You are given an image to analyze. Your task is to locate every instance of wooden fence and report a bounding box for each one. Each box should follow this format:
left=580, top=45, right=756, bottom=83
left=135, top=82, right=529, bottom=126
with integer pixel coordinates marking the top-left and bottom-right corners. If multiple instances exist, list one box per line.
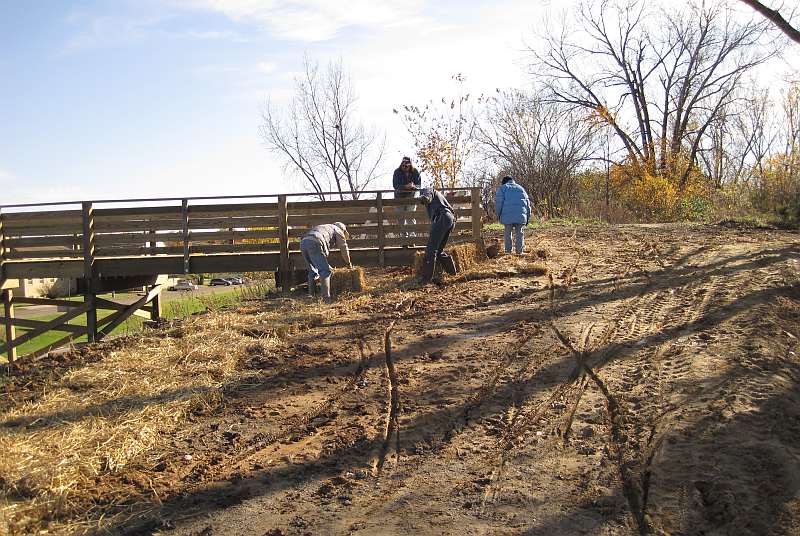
left=0, top=188, right=483, bottom=362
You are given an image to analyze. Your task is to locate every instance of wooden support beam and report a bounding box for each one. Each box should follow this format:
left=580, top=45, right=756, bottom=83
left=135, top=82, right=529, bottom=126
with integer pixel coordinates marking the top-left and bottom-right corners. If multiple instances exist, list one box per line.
left=7, top=317, right=85, bottom=334
left=3, top=289, right=16, bottom=363
left=376, top=192, right=386, bottom=267
left=12, top=296, right=85, bottom=307
left=0, top=301, right=90, bottom=355
left=97, top=284, right=162, bottom=340
left=150, top=288, right=162, bottom=322
left=471, top=187, right=482, bottom=244
left=82, top=202, right=97, bottom=343
left=181, top=199, right=190, bottom=274
left=278, top=195, right=290, bottom=293
left=0, top=208, right=6, bottom=289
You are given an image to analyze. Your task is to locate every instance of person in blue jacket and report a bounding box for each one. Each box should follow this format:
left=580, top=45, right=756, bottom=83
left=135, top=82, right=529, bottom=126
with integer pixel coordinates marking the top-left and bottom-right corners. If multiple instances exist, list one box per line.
left=495, top=176, right=531, bottom=255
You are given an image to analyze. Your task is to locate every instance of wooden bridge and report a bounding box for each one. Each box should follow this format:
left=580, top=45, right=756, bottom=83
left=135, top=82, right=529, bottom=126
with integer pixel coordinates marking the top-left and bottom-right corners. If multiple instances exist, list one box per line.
left=0, top=188, right=482, bottom=362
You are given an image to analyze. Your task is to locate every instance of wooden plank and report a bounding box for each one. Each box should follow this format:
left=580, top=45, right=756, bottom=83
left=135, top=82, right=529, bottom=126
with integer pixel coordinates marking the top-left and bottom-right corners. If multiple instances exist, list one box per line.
left=376, top=193, right=385, bottom=267
left=278, top=195, right=290, bottom=293
left=471, top=187, right=481, bottom=241
left=189, top=229, right=280, bottom=242
left=0, top=210, right=6, bottom=288
left=189, top=202, right=279, bottom=218
left=93, top=206, right=183, bottom=218
left=12, top=296, right=85, bottom=307
left=4, top=235, right=80, bottom=248
left=82, top=201, right=97, bottom=343
left=6, top=249, right=82, bottom=260
left=2, top=223, right=85, bottom=235
left=97, top=285, right=162, bottom=339
left=151, top=290, right=162, bottom=322
left=3, top=259, right=84, bottom=279
left=5, top=317, right=85, bottom=334
left=94, top=231, right=182, bottom=246
left=93, top=219, right=185, bottom=233
left=287, top=213, right=377, bottom=226
left=191, top=243, right=281, bottom=254
left=2, top=209, right=83, bottom=223
left=286, top=206, right=378, bottom=217
left=95, top=246, right=184, bottom=257
left=187, top=216, right=280, bottom=230
left=0, top=300, right=90, bottom=355
left=286, top=199, right=378, bottom=210
left=182, top=199, right=189, bottom=274
left=3, top=289, right=16, bottom=363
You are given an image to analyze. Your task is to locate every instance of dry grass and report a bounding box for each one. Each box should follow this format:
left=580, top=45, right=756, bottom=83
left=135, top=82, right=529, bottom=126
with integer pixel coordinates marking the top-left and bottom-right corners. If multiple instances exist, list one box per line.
left=0, top=303, right=323, bottom=535
left=331, top=267, right=366, bottom=295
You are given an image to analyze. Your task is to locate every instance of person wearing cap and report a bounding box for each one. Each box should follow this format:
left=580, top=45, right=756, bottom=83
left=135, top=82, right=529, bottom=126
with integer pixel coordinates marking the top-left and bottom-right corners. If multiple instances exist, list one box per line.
left=495, top=175, right=531, bottom=255
left=418, top=188, right=457, bottom=284
left=300, top=222, right=352, bottom=300
left=392, top=156, right=422, bottom=238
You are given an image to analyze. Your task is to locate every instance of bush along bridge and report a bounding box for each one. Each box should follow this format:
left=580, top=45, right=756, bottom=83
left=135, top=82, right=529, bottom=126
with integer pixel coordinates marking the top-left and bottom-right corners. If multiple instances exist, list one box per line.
left=0, top=188, right=483, bottom=362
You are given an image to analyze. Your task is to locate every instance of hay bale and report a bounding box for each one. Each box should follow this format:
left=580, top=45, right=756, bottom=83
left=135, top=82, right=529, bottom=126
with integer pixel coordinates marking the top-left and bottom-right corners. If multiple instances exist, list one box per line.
left=330, top=267, right=365, bottom=295
left=412, top=240, right=488, bottom=277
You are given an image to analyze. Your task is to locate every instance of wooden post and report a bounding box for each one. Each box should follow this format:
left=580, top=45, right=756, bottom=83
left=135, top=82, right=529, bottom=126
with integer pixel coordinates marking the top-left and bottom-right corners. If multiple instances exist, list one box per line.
left=148, top=229, right=157, bottom=255
left=471, top=187, right=482, bottom=244
left=181, top=199, right=190, bottom=274
left=0, top=208, right=6, bottom=289
left=278, top=195, right=290, bottom=293
left=376, top=192, right=386, bottom=267
left=150, top=288, right=162, bottom=323
left=82, top=202, right=97, bottom=343
left=3, top=289, right=16, bottom=363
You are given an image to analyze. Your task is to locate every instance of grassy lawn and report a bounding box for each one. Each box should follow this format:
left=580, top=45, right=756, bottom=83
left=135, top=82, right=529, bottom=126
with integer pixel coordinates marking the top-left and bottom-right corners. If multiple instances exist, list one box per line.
left=1, top=288, right=248, bottom=362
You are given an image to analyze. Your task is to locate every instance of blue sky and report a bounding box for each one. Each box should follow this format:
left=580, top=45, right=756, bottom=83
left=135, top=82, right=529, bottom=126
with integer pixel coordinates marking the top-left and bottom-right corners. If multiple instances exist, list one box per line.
left=0, top=0, right=553, bottom=205
left=1, top=0, right=797, bottom=206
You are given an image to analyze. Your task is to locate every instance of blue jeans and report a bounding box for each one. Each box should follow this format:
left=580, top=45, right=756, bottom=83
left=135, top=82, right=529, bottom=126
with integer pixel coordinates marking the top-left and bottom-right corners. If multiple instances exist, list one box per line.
left=504, top=223, right=525, bottom=254
left=300, top=238, right=331, bottom=289
left=424, top=210, right=456, bottom=265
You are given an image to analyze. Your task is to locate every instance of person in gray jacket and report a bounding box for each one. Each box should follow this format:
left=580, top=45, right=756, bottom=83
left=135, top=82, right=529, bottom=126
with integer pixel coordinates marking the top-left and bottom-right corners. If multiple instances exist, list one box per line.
left=495, top=175, right=531, bottom=255
left=418, top=188, right=457, bottom=284
left=300, top=222, right=352, bottom=300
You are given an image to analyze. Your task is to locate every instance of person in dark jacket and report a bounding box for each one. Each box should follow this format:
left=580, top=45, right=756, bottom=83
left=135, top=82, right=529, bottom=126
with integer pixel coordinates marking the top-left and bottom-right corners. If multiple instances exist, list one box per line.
left=392, top=156, right=422, bottom=237
left=418, top=188, right=457, bottom=284
left=300, top=222, right=352, bottom=300
left=495, top=175, right=531, bottom=255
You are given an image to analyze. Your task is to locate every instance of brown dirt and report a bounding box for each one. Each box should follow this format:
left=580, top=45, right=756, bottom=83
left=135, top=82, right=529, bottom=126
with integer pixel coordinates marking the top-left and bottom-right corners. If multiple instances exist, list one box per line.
left=3, top=223, right=800, bottom=536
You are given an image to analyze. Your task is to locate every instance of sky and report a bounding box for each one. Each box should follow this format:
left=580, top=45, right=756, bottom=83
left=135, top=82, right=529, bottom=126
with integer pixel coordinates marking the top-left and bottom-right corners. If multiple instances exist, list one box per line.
left=1, top=0, right=798, bottom=206
left=0, top=0, right=560, bottom=206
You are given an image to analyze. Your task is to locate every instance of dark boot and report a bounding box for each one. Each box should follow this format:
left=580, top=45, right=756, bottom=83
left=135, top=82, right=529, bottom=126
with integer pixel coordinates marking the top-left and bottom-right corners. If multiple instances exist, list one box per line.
left=419, top=261, right=436, bottom=284
left=439, top=252, right=456, bottom=275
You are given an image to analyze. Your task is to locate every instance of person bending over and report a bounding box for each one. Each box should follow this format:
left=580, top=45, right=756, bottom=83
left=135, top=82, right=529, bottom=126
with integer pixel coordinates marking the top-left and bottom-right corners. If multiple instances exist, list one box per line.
left=300, top=222, right=352, bottom=300
left=418, top=188, right=457, bottom=284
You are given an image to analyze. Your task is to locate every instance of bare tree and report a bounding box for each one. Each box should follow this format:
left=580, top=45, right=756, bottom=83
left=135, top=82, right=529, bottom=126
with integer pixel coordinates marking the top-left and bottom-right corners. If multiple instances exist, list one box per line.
left=260, top=58, right=385, bottom=199
left=394, top=74, right=483, bottom=189
left=532, top=0, right=777, bottom=189
left=738, top=0, right=800, bottom=44
left=476, top=89, right=599, bottom=216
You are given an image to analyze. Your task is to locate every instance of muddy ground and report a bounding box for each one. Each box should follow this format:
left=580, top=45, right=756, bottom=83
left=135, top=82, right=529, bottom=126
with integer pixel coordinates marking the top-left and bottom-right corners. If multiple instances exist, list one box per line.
left=6, top=223, right=800, bottom=535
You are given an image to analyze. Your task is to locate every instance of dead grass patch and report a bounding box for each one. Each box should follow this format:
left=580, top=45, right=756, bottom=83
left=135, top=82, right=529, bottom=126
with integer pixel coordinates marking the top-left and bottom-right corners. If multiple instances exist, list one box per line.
left=0, top=302, right=324, bottom=535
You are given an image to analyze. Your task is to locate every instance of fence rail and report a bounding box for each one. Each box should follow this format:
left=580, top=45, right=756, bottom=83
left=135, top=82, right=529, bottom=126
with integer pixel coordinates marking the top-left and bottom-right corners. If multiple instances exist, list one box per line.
left=0, top=188, right=483, bottom=362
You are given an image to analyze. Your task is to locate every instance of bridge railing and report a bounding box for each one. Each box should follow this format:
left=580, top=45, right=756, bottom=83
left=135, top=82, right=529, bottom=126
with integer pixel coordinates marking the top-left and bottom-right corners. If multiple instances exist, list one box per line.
left=0, top=187, right=482, bottom=279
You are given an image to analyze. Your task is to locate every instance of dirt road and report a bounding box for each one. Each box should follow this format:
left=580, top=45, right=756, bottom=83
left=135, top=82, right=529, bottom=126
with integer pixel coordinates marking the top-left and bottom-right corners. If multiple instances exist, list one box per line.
left=3, top=223, right=799, bottom=535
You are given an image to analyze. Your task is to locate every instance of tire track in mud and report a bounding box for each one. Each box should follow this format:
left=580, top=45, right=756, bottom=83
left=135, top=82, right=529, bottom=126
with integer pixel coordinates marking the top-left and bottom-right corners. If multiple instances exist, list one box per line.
left=178, top=339, right=379, bottom=487
left=471, top=239, right=726, bottom=533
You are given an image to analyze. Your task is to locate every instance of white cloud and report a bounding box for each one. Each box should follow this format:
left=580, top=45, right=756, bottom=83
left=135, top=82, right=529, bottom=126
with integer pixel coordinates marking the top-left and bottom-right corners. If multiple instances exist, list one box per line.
left=257, top=61, right=278, bottom=74
left=172, top=0, right=428, bottom=42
